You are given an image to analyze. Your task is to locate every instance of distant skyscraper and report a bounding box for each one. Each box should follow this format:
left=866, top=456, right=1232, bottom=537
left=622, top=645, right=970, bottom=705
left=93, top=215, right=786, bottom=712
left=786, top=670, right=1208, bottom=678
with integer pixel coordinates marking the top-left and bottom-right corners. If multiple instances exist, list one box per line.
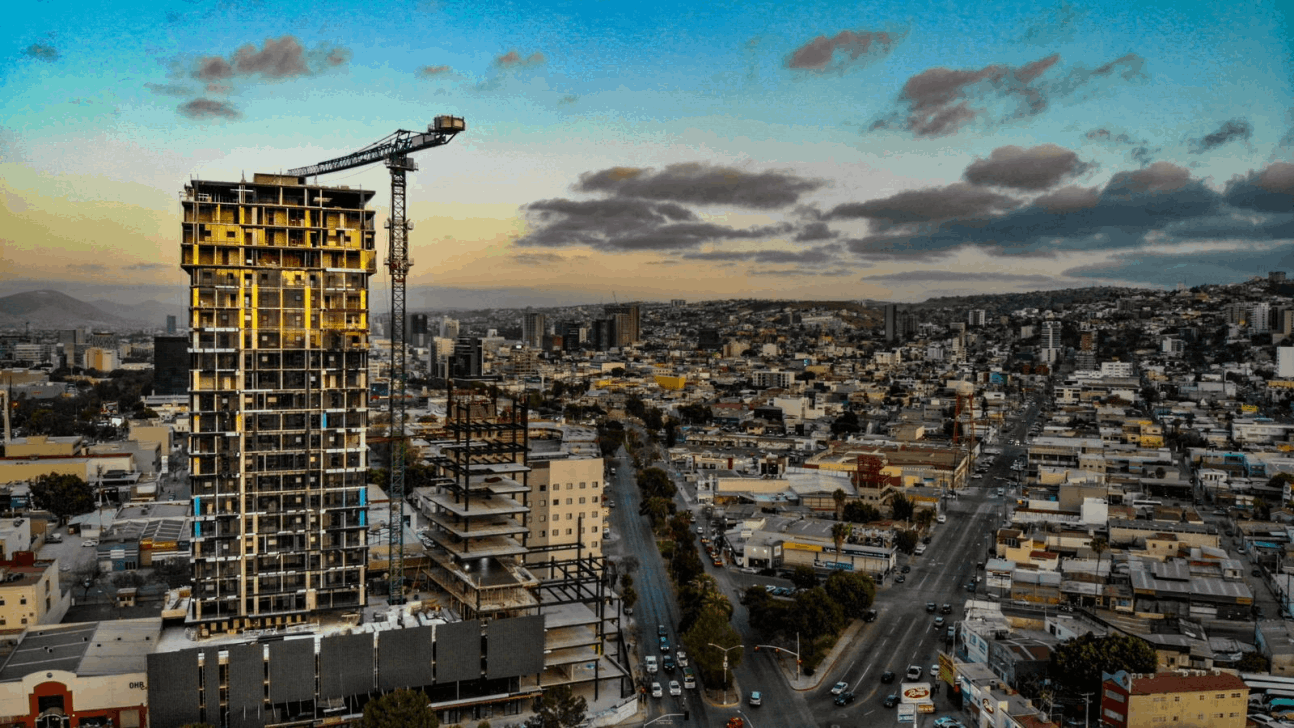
left=440, top=316, right=460, bottom=339
left=967, top=309, right=986, bottom=327
left=522, top=310, right=546, bottom=347
left=1042, top=320, right=1063, bottom=351
left=1252, top=303, right=1271, bottom=333
left=181, top=173, right=373, bottom=627
left=166, top=315, right=177, bottom=335
left=884, top=304, right=897, bottom=342
left=1280, top=347, right=1294, bottom=379
left=451, top=336, right=484, bottom=378
left=410, top=313, right=429, bottom=347
left=604, top=303, right=640, bottom=346
left=153, top=335, right=188, bottom=396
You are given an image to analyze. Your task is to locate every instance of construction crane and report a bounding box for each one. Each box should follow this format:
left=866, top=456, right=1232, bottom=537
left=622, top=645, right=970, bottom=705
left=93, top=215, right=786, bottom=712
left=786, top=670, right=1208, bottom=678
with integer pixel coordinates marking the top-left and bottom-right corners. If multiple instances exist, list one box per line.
left=288, top=115, right=466, bottom=605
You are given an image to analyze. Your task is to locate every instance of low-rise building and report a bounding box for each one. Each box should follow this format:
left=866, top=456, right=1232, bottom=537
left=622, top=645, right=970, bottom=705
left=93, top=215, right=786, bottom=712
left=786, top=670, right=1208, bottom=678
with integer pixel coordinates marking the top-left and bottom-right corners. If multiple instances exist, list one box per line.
left=1100, top=669, right=1247, bottom=728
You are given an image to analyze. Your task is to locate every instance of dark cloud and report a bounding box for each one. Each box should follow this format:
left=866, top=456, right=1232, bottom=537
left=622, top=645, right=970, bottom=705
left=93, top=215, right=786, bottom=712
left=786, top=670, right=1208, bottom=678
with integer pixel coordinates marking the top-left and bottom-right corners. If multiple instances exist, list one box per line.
left=682, top=245, right=843, bottom=265
left=1225, top=162, right=1294, bottom=213
left=1032, top=185, right=1100, bottom=213
left=786, top=29, right=900, bottom=73
left=1063, top=243, right=1294, bottom=288
left=576, top=163, right=825, bottom=209
left=872, top=52, right=1144, bottom=137
left=1189, top=118, right=1253, bottom=154
left=70, top=263, right=107, bottom=273
left=793, top=221, right=838, bottom=242
left=24, top=43, right=59, bottom=62
left=1105, top=161, right=1192, bottom=195
left=495, top=50, right=545, bottom=68
left=516, top=196, right=795, bottom=252
left=123, top=263, right=167, bottom=271
left=963, top=144, right=1090, bottom=191
left=1129, top=146, right=1159, bottom=167
left=205, top=83, right=231, bottom=94
left=748, top=268, right=854, bottom=277
left=861, top=270, right=1058, bottom=284
left=193, top=36, right=347, bottom=82
left=513, top=252, right=566, bottom=266
left=145, top=82, right=192, bottom=97
left=827, top=183, right=1019, bottom=225
left=178, top=98, right=242, bottom=120
left=417, top=65, right=453, bottom=78
left=1085, top=127, right=1134, bottom=144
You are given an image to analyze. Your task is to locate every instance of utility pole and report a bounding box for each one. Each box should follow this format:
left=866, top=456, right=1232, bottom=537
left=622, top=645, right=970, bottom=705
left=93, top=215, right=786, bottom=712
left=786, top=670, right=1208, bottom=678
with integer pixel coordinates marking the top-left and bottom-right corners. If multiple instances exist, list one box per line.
left=709, top=642, right=742, bottom=704
left=1081, top=690, right=1095, bottom=728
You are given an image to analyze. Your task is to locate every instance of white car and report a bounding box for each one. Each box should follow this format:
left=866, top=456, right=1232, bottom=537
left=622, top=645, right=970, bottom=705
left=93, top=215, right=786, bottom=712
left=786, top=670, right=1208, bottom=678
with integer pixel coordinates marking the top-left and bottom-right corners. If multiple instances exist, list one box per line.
left=669, top=680, right=681, bottom=696
left=651, top=682, right=663, bottom=698
left=831, top=681, right=849, bottom=695
left=645, top=656, right=658, bottom=674
left=676, top=651, right=688, bottom=668
left=82, top=540, right=99, bottom=547
left=906, top=665, right=922, bottom=680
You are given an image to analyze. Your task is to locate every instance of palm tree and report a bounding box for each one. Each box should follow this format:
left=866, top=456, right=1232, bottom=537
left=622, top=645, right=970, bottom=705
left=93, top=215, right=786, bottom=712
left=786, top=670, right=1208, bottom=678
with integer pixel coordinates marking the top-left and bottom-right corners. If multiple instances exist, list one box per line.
left=831, top=522, right=853, bottom=566
left=833, top=488, right=847, bottom=521
left=1090, top=535, right=1109, bottom=606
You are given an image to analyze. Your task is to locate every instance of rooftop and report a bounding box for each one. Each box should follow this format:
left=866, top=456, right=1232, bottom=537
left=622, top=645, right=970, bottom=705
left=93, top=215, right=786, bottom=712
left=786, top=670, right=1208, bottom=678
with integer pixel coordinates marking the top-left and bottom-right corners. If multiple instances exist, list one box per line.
left=0, top=618, right=161, bottom=681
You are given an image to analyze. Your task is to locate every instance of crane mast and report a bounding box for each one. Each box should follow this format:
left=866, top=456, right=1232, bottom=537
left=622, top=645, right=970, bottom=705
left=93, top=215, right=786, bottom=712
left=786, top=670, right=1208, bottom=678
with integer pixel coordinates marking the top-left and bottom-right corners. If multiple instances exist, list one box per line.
left=289, top=115, right=465, bottom=605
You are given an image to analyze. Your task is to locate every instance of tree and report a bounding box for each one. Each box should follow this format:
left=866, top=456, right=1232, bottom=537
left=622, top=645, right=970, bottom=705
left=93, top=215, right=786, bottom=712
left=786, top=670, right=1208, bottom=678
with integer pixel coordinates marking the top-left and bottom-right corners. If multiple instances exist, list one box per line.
left=832, top=488, right=847, bottom=521
left=831, top=522, right=853, bottom=565
left=830, top=411, right=860, bottom=437
left=531, top=684, right=588, bottom=728
left=843, top=501, right=882, bottom=524
left=621, top=585, right=638, bottom=612
left=894, top=529, right=919, bottom=554
left=891, top=494, right=915, bottom=522
left=1049, top=632, right=1156, bottom=696
left=914, top=508, right=935, bottom=530
left=681, top=602, right=743, bottom=690
left=824, top=570, right=875, bottom=619
left=1154, top=466, right=1166, bottom=479
left=1090, top=536, right=1108, bottom=590
left=1255, top=497, right=1273, bottom=521
left=361, top=689, right=438, bottom=728
left=31, top=472, right=95, bottom=524
left=636, top=468, right=676, bottom=500
left=790, top=565, right=819, bottom=590
left=789, top=587, right=846, bottom=640
left=1237, top=651, right=1270, bottom=673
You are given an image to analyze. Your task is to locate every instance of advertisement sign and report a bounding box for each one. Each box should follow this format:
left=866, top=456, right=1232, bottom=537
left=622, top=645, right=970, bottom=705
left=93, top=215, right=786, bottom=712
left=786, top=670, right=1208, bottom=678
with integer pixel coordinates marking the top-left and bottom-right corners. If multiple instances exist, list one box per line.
left=901, top=683, right=931, bottom=703
left=897, top=704, right=916, bottom=723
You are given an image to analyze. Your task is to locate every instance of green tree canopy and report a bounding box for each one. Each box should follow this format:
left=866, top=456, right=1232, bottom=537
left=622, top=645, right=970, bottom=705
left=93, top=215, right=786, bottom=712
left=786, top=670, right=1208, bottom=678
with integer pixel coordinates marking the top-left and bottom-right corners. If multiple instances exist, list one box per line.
left=843, top=501, right=883, bottom=524
left=830, top=411, right=860, bottom=437
left=789, top=587, right=846, bottom=641
left=531, top=684, right=588, bottom=728
left=31, top=472, right=94, bottom=524
left=894, top=529, right=919, bottom=554
left=824, top=571, right=876, bottom=619
left=361, top=689, right=438, bottom=728
left=790, top=565, right=819, bottom=590
left=1049, top=631, right=1156, bottom=696
left=682, top=601, right=743, bottom=689
left=891, top=493, right=915, bottom=522
left=636, top=468, right=677, bottom=500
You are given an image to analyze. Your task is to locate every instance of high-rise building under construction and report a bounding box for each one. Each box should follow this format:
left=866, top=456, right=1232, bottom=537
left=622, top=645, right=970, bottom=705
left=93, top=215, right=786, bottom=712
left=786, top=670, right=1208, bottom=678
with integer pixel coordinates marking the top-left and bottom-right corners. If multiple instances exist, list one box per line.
left=180, top=173, right=375, bottom=628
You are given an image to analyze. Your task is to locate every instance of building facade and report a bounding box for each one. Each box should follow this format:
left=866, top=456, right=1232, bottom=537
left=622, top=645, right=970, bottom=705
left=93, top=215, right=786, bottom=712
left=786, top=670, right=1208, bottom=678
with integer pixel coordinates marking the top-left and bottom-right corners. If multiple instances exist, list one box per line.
left=1100, top=669, right=1247, bottom=728
left=181, top=174, right=374, bottom=628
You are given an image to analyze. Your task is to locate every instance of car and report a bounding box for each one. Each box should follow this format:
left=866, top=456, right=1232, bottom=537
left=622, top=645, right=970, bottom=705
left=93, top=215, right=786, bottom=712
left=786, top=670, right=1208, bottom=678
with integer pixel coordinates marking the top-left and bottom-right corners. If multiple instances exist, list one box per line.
left=922, top=536, right=932, bottom=545
left=645, top=656, right=658, bottom=673
left=934, top=617, right=945, bottom=627
left=748, top=691, right=761, bottom=707
left=941, top=603, right=952, bottom=614
left=764, top=585, right=777, bottom=593
left=659, top=638, right=670, bottom=653
left=966, top=582, right=976, bottom=592
left=669, top=680, right=682, bottom=696
left=834, top=691, right=856, bottom=706
left=883, top=693, right=900, bottom=708
left=901, top=565, right=911, bottom=573
left=831, top=681, right=849, bottom=695
left=864, top=609, right=879, bottom=622
left=926, top=602, right=937, bottom=613
left=881, top=670, right=896, bottom=683
left=931, top=664, right=939, bottom=678
left=1213, top=508, right=1227, bottom=515
left=658, top=624, right=667, bottom=637
left=651, top=682, right=663, bottom=698
left=676, top=651, right=688, bottom=667
left=937, top=514, right=947, bottom=524
left=663, top=655, right=676, bottom=672
left=82, top=540, right=98, bottom=547
left=906, top=665, right=922, bottom=680
left=1253, top=568, right=1263, bottom=577
left=696, top=526, right=703, bottom=535
left=713, top=558, right=723, bottom=567
left=935, top=717, right=966, bottom=728
left=895, top=574, right=906, bottom=584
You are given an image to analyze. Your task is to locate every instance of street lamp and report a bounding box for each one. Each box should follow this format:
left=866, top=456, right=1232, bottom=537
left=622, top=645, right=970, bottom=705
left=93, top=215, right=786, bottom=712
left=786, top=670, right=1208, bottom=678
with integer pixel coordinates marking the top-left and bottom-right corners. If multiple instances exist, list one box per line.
left=708, top=642, right=742, bottom=704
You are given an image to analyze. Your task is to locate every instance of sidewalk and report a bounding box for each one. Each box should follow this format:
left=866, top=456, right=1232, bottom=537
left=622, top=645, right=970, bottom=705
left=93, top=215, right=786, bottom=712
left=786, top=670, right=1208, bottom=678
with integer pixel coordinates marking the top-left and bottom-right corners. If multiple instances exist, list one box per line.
left=776, top=618, right=866, bottom=692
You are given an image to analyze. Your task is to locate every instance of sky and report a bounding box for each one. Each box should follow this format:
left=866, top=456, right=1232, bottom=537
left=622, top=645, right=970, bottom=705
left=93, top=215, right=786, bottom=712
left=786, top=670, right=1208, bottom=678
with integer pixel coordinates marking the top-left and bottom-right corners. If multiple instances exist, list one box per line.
left=1, top=0, right=1292, bottom=309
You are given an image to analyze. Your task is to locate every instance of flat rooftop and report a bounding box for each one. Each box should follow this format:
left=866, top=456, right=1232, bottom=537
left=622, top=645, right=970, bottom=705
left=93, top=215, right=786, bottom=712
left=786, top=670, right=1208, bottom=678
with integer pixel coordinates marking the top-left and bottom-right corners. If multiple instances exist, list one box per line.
left=0, top=619, right=161, bottom=681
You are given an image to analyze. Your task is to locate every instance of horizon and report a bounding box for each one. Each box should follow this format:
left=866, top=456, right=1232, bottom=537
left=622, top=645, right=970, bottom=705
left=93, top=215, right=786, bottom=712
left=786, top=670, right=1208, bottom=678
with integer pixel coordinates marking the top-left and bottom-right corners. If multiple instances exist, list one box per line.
left=2, top=0, right=1291, bottom=306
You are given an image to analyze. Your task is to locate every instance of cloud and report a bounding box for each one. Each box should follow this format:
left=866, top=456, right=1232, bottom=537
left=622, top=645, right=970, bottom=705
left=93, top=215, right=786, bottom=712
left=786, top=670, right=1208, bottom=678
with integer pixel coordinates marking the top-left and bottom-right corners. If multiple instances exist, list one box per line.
left=513, top=252, right=567, bottom=266
left=516, top=197, right=793, bottom=252
left=495, top=50, right=545, bottom=68
left=748, top=268, right=854, bottom=277
left=793, top=221, right=838, bottom=242
left=1032, top=185, right=1100, bottom=213
left=1189, top=118, right=1253, bottom=154
left=1129, top=146, right=1159, bottom=167
left=1225, top=162, right=1294, bottom=213
left=1105, top=161, right=1192, bottom=195
left=193, top=36, right=348, bottom=82
left=123, top=262, right=167, bottom=271
left=178, top=98, right=242, bottom=120
left=963, top=144, right=1090, bottom=191
left=576, top=163, right=825, bottom=209
left=69, top=263, right=107, bottom=274
left=144, top=82, right=192, bottom=97
left=205, top=83, right=231, bottom=94
left=861, top=270, right=1058, bottom=284
left=827, top=183, right=1019, bottom=225
left=417, top=65, right=453, bottom=78
left=786, top=29, right=900, bottom=73
left=558, top=94, right=578, bottom=105
left=24, top=43, right=59, bottom=62
left=1018, top=1, right=1086, bottom=45
left=682, top=244, right=843, bottom=265
left=872, top=52, right=1144, bottom=137
left=1063, top=242, right=1294, bottom=288
left=1085, top=128, right=1133, bottom=144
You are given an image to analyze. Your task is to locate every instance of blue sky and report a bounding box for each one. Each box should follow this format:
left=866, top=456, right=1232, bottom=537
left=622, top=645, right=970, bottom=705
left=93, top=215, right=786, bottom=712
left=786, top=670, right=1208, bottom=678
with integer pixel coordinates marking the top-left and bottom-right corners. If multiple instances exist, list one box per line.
left=1, top=0, right=1291, bottom=306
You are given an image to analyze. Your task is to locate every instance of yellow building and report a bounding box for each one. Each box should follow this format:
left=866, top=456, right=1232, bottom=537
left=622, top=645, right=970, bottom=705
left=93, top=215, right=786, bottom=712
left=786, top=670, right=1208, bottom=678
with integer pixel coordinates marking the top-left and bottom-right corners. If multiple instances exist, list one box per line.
left=654, top=374, right=687, bottom=391
left=527, top=456, right=604, bottom=575
left=1101, top=670, right=1247, bottom=728
left=0, top=559, right=69, bottom=631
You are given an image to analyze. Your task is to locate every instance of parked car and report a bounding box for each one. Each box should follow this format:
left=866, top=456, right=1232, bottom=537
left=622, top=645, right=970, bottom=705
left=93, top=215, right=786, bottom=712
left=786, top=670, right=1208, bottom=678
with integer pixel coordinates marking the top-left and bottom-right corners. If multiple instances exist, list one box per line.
left=901, top=565, right=911, bottom=573
left=895, top=574, right=906, bottom=584
left=864, top=609, right=879, bottom=622
left=934, top=718, right=966, bottom=728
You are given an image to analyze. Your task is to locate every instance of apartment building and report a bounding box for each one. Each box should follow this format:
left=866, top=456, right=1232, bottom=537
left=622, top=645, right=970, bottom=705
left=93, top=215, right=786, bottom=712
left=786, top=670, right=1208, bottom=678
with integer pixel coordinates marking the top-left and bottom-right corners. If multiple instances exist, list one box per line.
left=0, top=557, right=68, bottom=631
left=527, top=456, right=604, bottom=576
left=181, top=174, right=375, bottom=628
left=1100, top=669, right=1247, bottom=728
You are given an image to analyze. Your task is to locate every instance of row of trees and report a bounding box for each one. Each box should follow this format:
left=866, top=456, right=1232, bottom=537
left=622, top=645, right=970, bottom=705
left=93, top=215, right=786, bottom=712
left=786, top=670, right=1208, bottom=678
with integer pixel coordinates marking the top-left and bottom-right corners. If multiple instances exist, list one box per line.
left=744, top=568, right=876, bottom=674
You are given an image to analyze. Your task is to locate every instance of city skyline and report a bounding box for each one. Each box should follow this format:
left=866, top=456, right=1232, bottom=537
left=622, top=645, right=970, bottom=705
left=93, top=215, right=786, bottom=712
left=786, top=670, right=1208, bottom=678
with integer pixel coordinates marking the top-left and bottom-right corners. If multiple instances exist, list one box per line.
left=2, top=0, right=1291, bottom=308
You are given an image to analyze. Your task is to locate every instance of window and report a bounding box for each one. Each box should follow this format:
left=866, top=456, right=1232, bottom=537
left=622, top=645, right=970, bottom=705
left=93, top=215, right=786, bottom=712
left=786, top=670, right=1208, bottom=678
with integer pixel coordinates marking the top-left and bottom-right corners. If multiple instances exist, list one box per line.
left=539, top=516, right=546, bottom=523
left=1105, top=691, right=1124, bottom=703
left=579, top=497, right=586, bottom=504
left=1214, top=694, right=1225, bottom=699
left=566, top=529, right=572, bottom=535
left=540, top=531, right=546, bottom=537
left=539, top=485, right=547, bottom=492
left=580, top=482, right=586, bottom=489
left=20, top=618, right=26, bottom=625
left=539, top=499, right=546, bottom=507
left=592, top=541, right=599, bottom=548
left=19, top=598, right=26, bottom=606
left=592, top=496, right=599, bottom=503
left=566, top=498, right=573, bottom=505
left=1231, top=693, right=1242, bottom=698
left=593, top=481, right=599, bottom=488
left=567, top=514, right=573, bottom=520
